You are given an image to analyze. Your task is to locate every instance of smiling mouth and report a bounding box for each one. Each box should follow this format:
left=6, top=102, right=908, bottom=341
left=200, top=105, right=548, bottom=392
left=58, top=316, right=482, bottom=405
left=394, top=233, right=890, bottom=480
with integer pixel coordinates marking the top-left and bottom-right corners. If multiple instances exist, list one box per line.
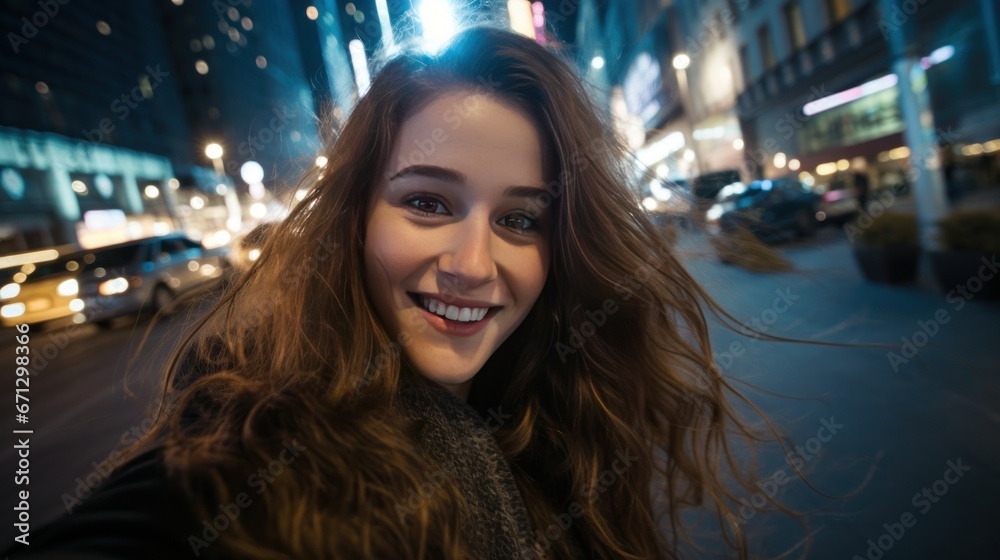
left=407, top=292, right=502, bottom=323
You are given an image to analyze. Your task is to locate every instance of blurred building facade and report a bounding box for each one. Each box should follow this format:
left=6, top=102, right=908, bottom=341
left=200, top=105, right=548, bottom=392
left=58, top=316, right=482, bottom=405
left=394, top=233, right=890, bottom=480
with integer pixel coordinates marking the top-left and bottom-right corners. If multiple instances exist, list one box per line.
left=159, top=0, right=323, bottom=190
left=598, top=0, right=697, bottom=180
left=0, top=1, right=190, bottom=252
left=588, top=0, right=999, bottom=204
left=0, top=0, right=350, bottom=253
left=732, top=0, right=999, bottom=195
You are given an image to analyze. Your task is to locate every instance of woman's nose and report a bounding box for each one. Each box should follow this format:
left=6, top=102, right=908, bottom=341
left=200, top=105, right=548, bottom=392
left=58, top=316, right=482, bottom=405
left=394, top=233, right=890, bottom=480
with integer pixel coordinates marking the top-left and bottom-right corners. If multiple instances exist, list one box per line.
left=438, top=215, right=498, bottom=290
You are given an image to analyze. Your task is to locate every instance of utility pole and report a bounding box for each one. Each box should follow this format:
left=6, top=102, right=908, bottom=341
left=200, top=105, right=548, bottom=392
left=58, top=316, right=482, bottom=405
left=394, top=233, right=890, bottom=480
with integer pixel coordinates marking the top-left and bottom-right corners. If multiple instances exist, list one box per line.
left=981, top=0, right=1000, bottom=85
left=878, top=0, right=949, bottom=250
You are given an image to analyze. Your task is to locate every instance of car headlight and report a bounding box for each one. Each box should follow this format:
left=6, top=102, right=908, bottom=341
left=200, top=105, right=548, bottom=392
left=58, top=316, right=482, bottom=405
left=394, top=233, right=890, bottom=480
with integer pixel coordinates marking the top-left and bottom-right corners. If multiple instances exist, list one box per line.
left=0, top=283, right=19, bottom=300
left=706, top=204, right=724, bottom=221
left=57, top=278, right=79, bottom=297
left=98, top=277, right=130, bottom=296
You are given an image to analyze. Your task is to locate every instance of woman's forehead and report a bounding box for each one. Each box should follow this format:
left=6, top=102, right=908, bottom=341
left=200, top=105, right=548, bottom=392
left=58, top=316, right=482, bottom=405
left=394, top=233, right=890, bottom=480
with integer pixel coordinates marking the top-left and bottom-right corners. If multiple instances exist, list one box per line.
left=389, top=92, right=547, bottom=189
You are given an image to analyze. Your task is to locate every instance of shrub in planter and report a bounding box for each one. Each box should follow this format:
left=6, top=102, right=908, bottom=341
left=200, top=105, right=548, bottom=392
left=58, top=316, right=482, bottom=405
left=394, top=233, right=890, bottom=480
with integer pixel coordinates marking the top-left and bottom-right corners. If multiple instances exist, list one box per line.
left=710, top=226, right=792, bottom=273
left=930, top=210, right=1000, bottom=300
left=851, top=212, right=920, bottom=284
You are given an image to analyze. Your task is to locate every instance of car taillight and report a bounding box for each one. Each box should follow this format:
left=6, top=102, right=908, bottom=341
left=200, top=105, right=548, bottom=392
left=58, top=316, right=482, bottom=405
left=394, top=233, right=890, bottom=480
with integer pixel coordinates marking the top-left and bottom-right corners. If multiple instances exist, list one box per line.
left=823, top=190, right=846, bottom=202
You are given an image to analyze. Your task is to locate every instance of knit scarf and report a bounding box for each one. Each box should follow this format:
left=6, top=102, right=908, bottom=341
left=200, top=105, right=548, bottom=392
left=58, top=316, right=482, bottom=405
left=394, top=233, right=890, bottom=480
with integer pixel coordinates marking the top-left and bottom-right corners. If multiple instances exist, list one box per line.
left=396, top=377, right=542, bottom=560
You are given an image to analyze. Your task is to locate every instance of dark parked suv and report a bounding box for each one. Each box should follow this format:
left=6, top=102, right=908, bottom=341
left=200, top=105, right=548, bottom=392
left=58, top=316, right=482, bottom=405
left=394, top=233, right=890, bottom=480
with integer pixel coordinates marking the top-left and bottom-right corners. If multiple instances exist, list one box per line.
left=706, top=178, right=821, bottom=240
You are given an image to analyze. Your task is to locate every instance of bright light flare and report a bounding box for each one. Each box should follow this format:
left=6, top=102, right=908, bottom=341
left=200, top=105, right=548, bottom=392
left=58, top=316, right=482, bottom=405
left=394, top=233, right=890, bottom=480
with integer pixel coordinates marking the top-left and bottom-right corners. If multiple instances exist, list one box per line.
left=417, top=0, right=458, bottom=53
left=0, top=283, right=20, bottom=299
left=57, top=279, right=79, bottom=297
left=349, top=39, right=371, bottom=95
left=249, top=202, right=267, bottom=219
left=1, top=302, right=25, bottom=318
left=98, top=277, right=129, bottom=296
left=241, top=161, right=264, bottom=184
left=803, top=74, right=897, bottom=116
left=205, top=143, right=224, bottom=159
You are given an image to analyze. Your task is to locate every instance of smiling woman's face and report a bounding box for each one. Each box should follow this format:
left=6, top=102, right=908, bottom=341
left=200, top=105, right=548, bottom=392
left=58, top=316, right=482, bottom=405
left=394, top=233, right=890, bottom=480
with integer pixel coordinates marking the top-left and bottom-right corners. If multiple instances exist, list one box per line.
left=364, top=91, right=550, bottom=401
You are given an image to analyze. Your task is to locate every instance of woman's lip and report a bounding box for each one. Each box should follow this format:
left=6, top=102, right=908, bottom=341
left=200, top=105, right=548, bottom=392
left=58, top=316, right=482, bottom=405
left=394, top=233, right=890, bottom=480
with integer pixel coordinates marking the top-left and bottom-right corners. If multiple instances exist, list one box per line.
left=409, top=293, right=498, bottom=337
left=411, top=291, right=501, bottom=309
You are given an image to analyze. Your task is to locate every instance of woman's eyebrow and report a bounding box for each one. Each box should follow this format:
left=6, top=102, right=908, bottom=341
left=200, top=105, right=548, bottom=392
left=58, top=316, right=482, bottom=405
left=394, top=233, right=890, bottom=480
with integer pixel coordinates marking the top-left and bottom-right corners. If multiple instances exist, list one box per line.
left=389, top=164, right=546, bottom=198
left=503, top=186, right=548, bottom=199
left=389, top=165, right=465, bottom=184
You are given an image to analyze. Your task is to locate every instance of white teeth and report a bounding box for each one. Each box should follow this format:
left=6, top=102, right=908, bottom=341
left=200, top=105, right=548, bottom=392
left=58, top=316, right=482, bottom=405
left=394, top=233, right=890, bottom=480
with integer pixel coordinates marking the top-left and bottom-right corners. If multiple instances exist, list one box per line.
left=418, top=295, right=490, bottom=323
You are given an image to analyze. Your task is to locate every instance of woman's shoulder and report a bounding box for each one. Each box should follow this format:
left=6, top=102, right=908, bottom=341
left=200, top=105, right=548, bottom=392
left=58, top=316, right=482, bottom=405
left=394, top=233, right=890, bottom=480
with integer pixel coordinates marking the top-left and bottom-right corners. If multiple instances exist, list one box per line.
left=5, top=446, right=210, bottom=559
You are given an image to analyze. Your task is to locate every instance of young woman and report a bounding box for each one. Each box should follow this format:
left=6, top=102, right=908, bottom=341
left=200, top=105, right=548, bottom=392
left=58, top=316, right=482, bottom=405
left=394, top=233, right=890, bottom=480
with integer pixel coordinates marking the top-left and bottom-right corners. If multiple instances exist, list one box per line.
left=13, top=26, right=779, bottom=559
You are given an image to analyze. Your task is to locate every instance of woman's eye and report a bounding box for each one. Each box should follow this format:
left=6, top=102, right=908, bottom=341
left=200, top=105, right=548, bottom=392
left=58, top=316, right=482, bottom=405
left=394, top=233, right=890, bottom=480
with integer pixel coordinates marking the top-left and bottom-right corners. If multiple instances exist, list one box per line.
left=499, top=212, right=538, bottom=232
left=404, top=196, right=448, bottom=215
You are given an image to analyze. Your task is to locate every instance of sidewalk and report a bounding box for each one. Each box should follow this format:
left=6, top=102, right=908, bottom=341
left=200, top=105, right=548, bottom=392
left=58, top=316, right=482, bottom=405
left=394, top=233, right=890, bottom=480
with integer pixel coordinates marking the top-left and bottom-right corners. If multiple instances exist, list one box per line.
left=675, top=227, right=1000, bottom=559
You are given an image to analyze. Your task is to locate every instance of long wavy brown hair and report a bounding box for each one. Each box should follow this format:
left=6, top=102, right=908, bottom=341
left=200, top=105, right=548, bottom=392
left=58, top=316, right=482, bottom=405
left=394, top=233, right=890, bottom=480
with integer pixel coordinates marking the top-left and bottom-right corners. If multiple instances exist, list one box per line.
left=141, top=26, right=795, bottom=559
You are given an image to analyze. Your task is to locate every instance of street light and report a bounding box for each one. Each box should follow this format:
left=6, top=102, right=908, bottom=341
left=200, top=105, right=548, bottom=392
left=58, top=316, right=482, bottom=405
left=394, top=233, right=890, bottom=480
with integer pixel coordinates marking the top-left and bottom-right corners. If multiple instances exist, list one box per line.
left=205, top=142, right=226, bottom=177
left=670, top=52, right=700, bottom=176
left=240, top=161, right=264, bottom=184
left=204, top=141, right=241, bottom=233
left=205, top=143, right=223, bottom=160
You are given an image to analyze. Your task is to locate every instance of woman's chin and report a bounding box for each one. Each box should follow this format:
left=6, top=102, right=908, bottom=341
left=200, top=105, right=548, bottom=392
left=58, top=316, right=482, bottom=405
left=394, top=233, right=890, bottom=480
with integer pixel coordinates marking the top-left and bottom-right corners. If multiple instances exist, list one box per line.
left=408, top=359, right=480, bottom=395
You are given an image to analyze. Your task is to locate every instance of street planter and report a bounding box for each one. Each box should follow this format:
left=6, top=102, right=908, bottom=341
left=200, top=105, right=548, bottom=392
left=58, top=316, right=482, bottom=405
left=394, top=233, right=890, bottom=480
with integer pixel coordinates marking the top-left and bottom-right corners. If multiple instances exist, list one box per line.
left=850, top=212, right=920, bottom=284
left=853, top=244, right=921, bottom=284
left=931, top=210, right=1000, bottom=300
left=929, top=250, right=1000, bottom=300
